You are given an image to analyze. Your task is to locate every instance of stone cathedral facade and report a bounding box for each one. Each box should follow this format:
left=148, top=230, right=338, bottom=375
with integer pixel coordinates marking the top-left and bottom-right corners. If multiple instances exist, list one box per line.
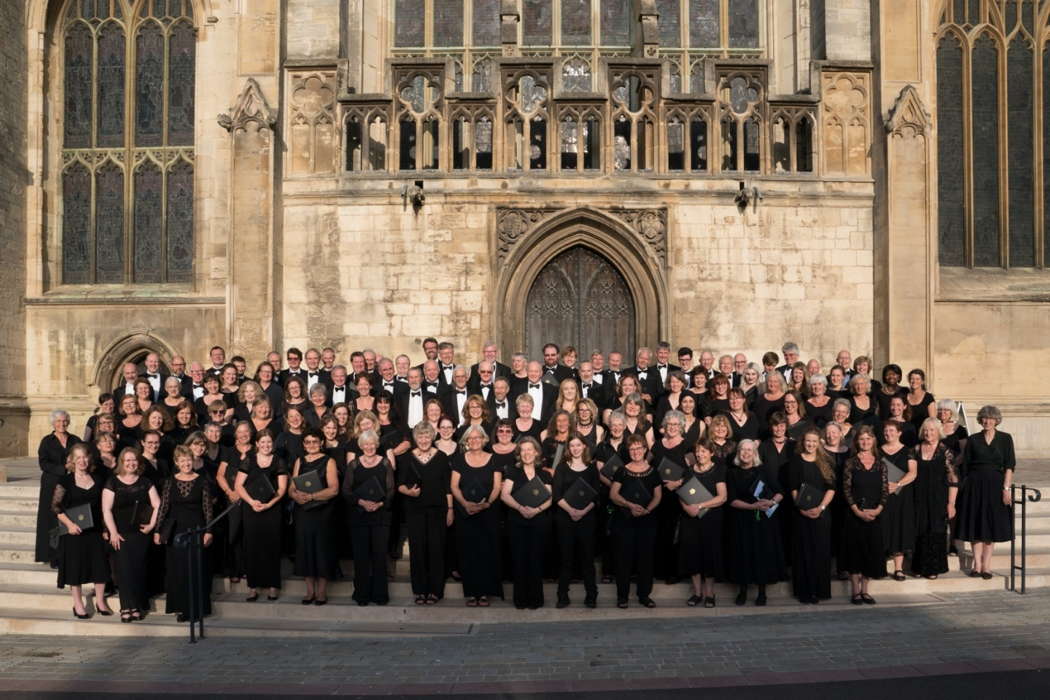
left=1, top=0, right=1049, bottom=454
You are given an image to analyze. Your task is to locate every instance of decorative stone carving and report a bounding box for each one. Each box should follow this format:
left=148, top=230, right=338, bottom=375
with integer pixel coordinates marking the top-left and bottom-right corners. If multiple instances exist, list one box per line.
left=217, top=78, right=277, bottom=133
left=821, top=70, right=871, bottom=176
left=495, top=207, right=668, bottom=266
left=885, top=84, right=931, bottom=137
left=500, top=0, right=519, bottom=57
left=289, top=71, right=337, bottom=175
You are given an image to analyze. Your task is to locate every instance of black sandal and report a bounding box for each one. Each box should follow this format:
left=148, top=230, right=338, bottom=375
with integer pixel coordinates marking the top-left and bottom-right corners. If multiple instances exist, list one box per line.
left=703, top=596, right=716, bottom=608
left=414, top=595, right=426, bottom=605
left=686, top=595, right=703, bottom=607
left=892, top=570, right=906, bottom=581
left=851, top=594, right=864, bottom=605
left=861, top=593, right=876, bottom=604
left=301, top=596, right=315, bottom=605
left=130, top=609, right=144, bottom=621
left=246, top=592, right=259, bottom=602
left=120, top=610, right=133, bottom=623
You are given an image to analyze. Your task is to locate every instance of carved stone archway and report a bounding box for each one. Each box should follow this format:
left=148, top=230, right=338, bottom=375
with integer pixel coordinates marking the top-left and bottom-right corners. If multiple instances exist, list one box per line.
left=494, top=207, right=669, bottom=358
left=92, top=332, right=179, bottom=392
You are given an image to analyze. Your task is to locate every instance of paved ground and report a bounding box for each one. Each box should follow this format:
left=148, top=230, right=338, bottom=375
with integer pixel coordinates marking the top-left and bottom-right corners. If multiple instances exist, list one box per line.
left=0, top=589, right=1048, bottom=695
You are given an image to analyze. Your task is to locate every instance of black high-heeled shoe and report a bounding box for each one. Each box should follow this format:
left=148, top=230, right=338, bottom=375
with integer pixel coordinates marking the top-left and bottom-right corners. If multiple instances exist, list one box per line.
left=72, top=608, right=90, bottom=620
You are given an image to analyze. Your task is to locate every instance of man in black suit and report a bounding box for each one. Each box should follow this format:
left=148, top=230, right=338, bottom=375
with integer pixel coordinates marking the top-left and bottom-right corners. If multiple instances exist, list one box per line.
left=138, top=352, right=167, bottom=403
left=624, top=347, right=662, bottom=404
left=206, top=346, right=226, bottom=377
left=328, top=365, right=353, bottom=407
left=488, top=376, right=513, bottom=421
left=436, top=342, right=457, bottom=389
left=540, top=343, right=575, bottom=384
left=113, top=362, right=140, bottom=399
left=303, top=348, right=331, bottom=393
left=169, top=354, right=190, bottom=397
left=652, top=342, right=681, bottom=395
left=440, top=366, right=472, bottom=427
left=375, top=357, right=408, bottom=404
left=776, top=341, right=800, bottom=382
left=421, top=360, right=443, bottom=397
left=577, top=362, right=607, bottom=411
left=697, top=349, right=717, bottom=379
left=732, top=352, right=748, bottom=388
left=601, top=351, right=625, bottom=390
left=412, top=337, right=440, bottom=373
left=278, top=347, right=305, bottom=386
left=185, top=362, right=206, bottom=401
left=469, top=342, right=511, bottom=386
left=468, top=360, right=499, bottom=402
left=396, top=368, right=429, bottom=430
left=512, top=361, right=556, bottom=425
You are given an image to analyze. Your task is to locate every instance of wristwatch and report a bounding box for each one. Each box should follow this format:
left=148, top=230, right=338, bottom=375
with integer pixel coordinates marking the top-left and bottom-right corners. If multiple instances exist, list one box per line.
left=819, top=504, right=826, bottom=512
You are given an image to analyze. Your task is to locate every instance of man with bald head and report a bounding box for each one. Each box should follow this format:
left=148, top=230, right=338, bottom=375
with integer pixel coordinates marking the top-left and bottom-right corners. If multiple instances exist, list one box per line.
left=511, top=361, right=556, bottom=424
left=421, top=360, right=442, bottom=395
left=113, top=361, right=140, bottom=399
left=469, top=341, right=511, bottom=386
left=468, top=360, right=498, bottom=402
left=139, top=352, right=166, bottom=402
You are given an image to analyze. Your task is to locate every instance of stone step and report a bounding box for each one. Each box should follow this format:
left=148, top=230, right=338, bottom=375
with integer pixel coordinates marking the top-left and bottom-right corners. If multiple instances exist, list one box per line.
left=0, top=484, right=41, bottom=500
left=0, top=528, right=35, bottom=546
left=0, top=498, right=41, bottom=511
left=0, top=545, right=36, bottom=564
left=0, top=510, right=35, bottom=528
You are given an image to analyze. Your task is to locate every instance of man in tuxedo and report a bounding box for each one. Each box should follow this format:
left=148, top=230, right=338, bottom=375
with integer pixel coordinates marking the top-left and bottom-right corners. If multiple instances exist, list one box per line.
left=278, top=347, right=305, bottom=386
left=698, top=349, right=717, bottom=379
left=577, top=362, right=607, bottom=411
left=437, top=342, right=457, bottom=388
left=413, top=337, right=440, bottom=372
left=488, top=377, right=513, bottom=421
left=653, top=342, right=681, bottom=391
left=265, top=351, right=282, bottom=371
left=718, top=354, right=734, bottom=379
left=321, top=347, right=337, bottom=373
left=602, top=351, right=625, bottom=389
left=303, top=348, right=330, bottom=391
left=469, top=342, right=511, bottom=385
left=624, top=347, right=662, bottom=404
left=421, top=360, right=443, bottom=396
left=836, top=349, right=855, bottom=378
left=230, top=356, right=248, bottom=383
left=394, top=354, right=412, bottom=382
left=513, top=361, right=556, bottom=425
left=541, top=343, right=575, bottom=383
left=169, top=354, right=190, bottom=396
left=139, top=352, right=167, bottom=402
left=348, top=351, right=379, bottom=386
left=776, top=341, right=800, bottom=381
left=185, top=362, right=206, bottom=401
left=375, top=358, right=408, bottom=403
left=113, top=362, right=140, bottom=399
left=398, top=368, right=428, bottom=430
left=362, top=349, right=378, bottom=374
left=468, top=360, right=498, bottom=402
left=733, top=353, right=748, bottom=387
left=206, top=346, right=226, bottom=376
left=328, top=365, right=353, bottom=407
left=440, top=367, right=471, bottom=427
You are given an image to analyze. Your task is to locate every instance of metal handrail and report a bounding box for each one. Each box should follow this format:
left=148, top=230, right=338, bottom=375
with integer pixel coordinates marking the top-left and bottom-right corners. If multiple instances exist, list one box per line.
left=1009, top=484, right=1043, bottom=594
left=172, top=501, right=238, bottom=643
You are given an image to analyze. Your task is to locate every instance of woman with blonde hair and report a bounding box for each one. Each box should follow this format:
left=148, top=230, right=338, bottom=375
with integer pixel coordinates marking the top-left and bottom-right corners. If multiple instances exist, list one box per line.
left=102, top=447, right=160, bottom=621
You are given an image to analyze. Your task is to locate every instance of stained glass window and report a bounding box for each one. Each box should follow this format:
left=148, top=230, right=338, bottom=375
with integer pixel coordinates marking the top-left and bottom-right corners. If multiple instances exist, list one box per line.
left=60, top=0, right=196, bottom=285
left=689, top=0, right=720, bottom=48
left=937, top=34, right=965, bottom=267
left=472, top=0, right=500, bottom=46
left=657, top=0, right=681, bottom=47
left=434, top=0, right=464, bottom=47
left=395, top=0, right=425, bottom=47
left=1007, top=36, right=1034, bottom=267
left=728, top=0, right=758, bottom=48
left=601, top=0, right=630, bottom=45
left=971, top=35, right=1000, bottom=267
left=523, top=0, right=553, bottom=46
left=561, top=0, right=591, bottom=46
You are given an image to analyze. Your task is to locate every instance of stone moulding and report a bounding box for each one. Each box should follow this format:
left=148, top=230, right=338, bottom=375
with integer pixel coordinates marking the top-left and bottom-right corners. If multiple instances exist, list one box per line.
left=495, top=206, right=668, bottom=267
left=218, top=78, right=278, bottom=133
left=885, top=84, right=931, bottom=137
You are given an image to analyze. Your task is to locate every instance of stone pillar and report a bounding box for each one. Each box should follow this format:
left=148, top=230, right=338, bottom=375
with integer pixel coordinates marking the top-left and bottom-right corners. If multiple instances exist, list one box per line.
left=637, top=0, right=659, bottom=58
left=501, top=0, right=519, bottom=57
left=218, top=79, right=278, bottom=360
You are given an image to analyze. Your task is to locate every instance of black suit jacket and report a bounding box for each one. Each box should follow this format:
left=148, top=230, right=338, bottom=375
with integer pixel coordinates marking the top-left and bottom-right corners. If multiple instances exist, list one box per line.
left=327, top=382, right=354, bottom=407
left=396, top=387, right=429, bottom=429
left=440, top=386, right=472, bottom=426
left=375, top=378, right=408, bottom=403
left=277, top=368, right=307, bottom=387
left=578, top=380, right=608, bottom=411
left=623, top=365, right=663, bottom=401
left=509, top=381, right=557, bottom=425
left=467, top=377, right=499, bottom=401
left=138, top=372, right=167, bottom=403
left=468, top=361, right=511, bottom=385
left=485, top=392, right=514, bottom=421
left=541, top=364, right=576, bottom=385
left=436, top=364, right=458, bottom=390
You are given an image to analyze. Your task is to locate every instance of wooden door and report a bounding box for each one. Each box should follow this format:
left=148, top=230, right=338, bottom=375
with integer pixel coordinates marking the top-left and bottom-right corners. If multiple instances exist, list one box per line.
left=525, top=245, right=635, bottom=362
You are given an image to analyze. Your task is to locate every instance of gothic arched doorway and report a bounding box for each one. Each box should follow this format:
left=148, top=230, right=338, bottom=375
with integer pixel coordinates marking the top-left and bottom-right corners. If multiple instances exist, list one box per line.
left=525, top=246, right=636, bottom=361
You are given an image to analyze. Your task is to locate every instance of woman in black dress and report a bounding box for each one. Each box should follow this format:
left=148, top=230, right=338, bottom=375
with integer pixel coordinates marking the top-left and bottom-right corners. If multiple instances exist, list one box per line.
left=288, top=428, right=339, bottom=604
left=654, top=371, right=689, bottom=429
left=726, top=388, right=759, bottom=442
left=752, top=372, right=786, bottom=426
left=726, top=439, right=786, bottom=606
left=36, top=410, right=81, bottom=565
left=910, top=418, right=958, bottom=579
left=303, top=383, right=330, bottom=429
left=905, top=369, right=936, bottom=433
left=102, top=447, right=160, bottom=622
left=848, top=375, right=877, bottom=428
left=651, top=410, right=689, bottom=584
left=782, top=390, right=811, bottom=442
left=276, top=406, right=306, bottom=466
left=84, top=394, right=116, bottom=443
left=233, top=429, right=288, bottom=601
left=608, top=435, right=663, bottom=609
left=787, top=429, right=836, bottom=604
left=594, top=411, right=629, bottom=583
left=880, top=419, right=918, bottom=580
left=574, top=399, right=605, bottom=451
left=435, top=416, right=459, bottom=456
left=540, top=410, right=574, bottom=471
left=678, top=439, right=727, bottom=608
left=501, top=436, right=554, bottom=609
left=450, top=425, right=503, bottom=606
left=883, top=396, right=918, bottom=448
left=344, top=430, right=395, bottom=606
left=827, top=365, right=850, bottom=401
left=194, top=375, right=226, bottom=425
left=169, top=400, right=198, bottom=447
left=282, top=376, right=309, bottom=418
left=822, top=420, right=852, bottom=579
left=552, top=436, right=600, bottom=608
left=805, top=375, right=834, bottom=428
left=398, top=422, right=453, bottom=605
left=957, top=405, right=1016, bottom=579
left=679, top=393, right=704, bottom=449
left=702, top=373, right=731, bottom=422
left=621, top=393, right=655, bottom=446
left=155, top=445, right=216, bottom=621
left=842, top=425, right=888, bottom=604
left=52, top=443, right=112, bottom=619
left=876, top=364, right=908, bottom=420
left=216, top=421, right=253, bottom=585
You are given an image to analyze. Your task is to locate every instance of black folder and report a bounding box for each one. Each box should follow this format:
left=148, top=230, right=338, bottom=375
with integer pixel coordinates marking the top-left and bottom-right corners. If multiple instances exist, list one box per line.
left=657, top=457, right=684, bottom=483
left=796, top=482, right=825, bottom=510
left=513, top=476, right=551, bottom=508
left=563, top=477, right=598, bottom=510
left=245, top=473, right=276, bottom=502
left=293, top=470, right=323, bottom=494
left=352, top=475, right=386, bottom=503
left=619, top=477, right=652, bottom=507
left=600, top=453, right=624, bottom=480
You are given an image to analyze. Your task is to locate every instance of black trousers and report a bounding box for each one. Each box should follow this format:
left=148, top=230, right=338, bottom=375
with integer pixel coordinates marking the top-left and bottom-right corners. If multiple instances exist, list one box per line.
left=556, top=512, right=597, bottom=600
left=406, top=508, right=447, bottom=597
left=509, top=516, right=550, bottom=608
left=351, top=519, right=390, bottom=604
left=613, top=513, right=657, bottom=602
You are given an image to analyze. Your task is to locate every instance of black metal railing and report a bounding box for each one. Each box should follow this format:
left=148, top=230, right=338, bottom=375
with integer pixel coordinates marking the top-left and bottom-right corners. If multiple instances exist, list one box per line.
left=172, top=502, right=238, bottom=643
left=1009, top=484, right=1043, bottom=594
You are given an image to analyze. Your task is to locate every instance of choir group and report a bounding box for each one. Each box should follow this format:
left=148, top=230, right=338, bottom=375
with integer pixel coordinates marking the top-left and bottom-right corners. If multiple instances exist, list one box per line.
left=36, top=339, right=1017, bottom=620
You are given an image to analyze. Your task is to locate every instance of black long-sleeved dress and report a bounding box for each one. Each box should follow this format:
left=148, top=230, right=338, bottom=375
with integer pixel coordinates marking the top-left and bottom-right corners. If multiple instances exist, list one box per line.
left=956, top=430, right=1016, bottom=543
left=726, top=464, right=787, bottom=586
left=105, top=474, right=155, bottom=610
left=156, top=474, right=215, bottom=615
left=51, top=471, right=109, bottom=588
left=910, top=443, right=957, bottom=576
left=36, top=432, right=82, bottom=563
left=787, top=456, right=834, bottom=601
left=841, top=456, right=888, bottom=579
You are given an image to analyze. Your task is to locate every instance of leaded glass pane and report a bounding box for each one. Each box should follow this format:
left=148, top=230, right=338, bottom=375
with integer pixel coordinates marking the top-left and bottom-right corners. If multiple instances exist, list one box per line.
left=133, top=161, right=163, bottom=283
left=657, top=0, right=681, bottom=47
left=972, top=35, right=1000, bottom=267
left=62, top=164, right=91, bottom=284
left=728, top=0, right=759, bottom=49
left=166, top=160, right=194, bottom=282
left=689, top=0, right=720, bottom=48
left=937, top=34, right=965, bottom=266
left=561, top=0, right=591, bottom=46
left=1045, top=45, right=1050, bottom=266
left=523, top=0, right=553, bottom=46
left=167, top=21, right=195, bottom=146
left=64, top=23, right=93, bottom=148
left=562, top=57, right=591, bottom=92
left=94, top=163, right=125, bottom=283
left=395, top=0, right=425, bottom=47
left=601, top=0, right=630, bottom=45
left=1007, top=37, right=1034, bottom=266
left=135, top=21, right=164, bottom=147
left=434, top=0, right=464, bottom=47
left=473, top=0, right=500, bottom=46
left=97, top=22, right=126, bottom=148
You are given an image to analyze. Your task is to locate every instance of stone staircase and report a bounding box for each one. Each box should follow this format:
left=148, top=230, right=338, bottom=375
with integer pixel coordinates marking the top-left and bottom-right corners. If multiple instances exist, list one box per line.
left=1, top=474, right=1047, bottom=637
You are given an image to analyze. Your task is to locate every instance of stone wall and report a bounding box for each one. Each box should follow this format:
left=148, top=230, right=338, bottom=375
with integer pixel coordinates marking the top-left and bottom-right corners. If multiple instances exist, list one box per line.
left=0, top=0, right=27, bottom=456
left=286, top=0, right=341, bottom=60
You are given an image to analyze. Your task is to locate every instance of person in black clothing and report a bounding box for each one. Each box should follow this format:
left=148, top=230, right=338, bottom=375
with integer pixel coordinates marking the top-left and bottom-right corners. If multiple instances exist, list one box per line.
left=36, top=410, right=82, bottom=566
left=102, top=447, right=161, bottom=622
left=787, top=429, right=836, bottom=604
left=287, top=428, right=339, bottom=605
left=876, top=364, right=908, bottom=420
left=450, top=425, right=503, bottom=606
left=52, top=442, right=112, bottom=619
left=651, top=410, right=689, bottom=584
left=608, top=434, right=663, bottom=609
left=501, top=436, right=554, bottom=609
left=551, top=436, right=600, bottom=608
left=233, top=430, right=289, bottom=601
left=726, top=438, right=786, bottom=606
left=910, top=418, right=958, bottom=579
left=678, top=439, right=727, bottom=607
left=957, top=405, right=1016, bottom=578
left=841, top=425, right=889, bottom=604
left=398, top=422, right=453, bottom=605
left=216, top=421, right=253, bottom=585
left=343, top=429, right=396, bottom=606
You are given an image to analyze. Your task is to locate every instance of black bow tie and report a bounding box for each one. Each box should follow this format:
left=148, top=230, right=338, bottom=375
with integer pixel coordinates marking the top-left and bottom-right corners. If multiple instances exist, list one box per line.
left=529, top=383, right=540, bottom=389
left=657, top=365, right=667, bottom=370
left=545, top=367, right=556, bottom=373
left=583, top=384, right=592, bottom=390
left=411, top=391, right=421, bottom=397
left=442, top=364, right=453, bottom=370
left=384, top=381, right=394, bottom=387
left=334, top=386, right=345, bottom=392
left=496, top=400, right=506, bottom=407
left=309, top=372, right=318, bottom=378
left=192, top=383, right=201, bottom=388
left=147, top=374, right=158, bottom=379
